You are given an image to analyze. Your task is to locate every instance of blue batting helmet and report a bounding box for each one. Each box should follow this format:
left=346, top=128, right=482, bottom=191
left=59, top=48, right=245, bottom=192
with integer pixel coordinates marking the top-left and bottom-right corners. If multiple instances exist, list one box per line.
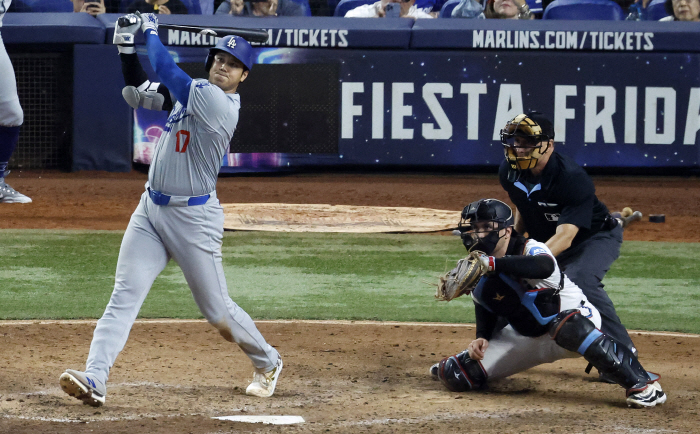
left=205, top=35, right=253, bottom=72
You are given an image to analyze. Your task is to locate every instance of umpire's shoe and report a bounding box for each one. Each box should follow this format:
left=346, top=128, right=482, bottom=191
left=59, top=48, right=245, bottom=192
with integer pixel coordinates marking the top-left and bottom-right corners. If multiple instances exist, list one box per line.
left=59, top=369, right=106, bottom=407
left=626, top=381, right=667, bottom=408
left=246, top=357, right=283, bottom=398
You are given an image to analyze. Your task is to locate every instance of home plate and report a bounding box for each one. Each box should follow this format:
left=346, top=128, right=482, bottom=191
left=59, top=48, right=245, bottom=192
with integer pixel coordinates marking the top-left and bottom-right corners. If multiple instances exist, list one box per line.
left=212, top=415, right=305, bottom=425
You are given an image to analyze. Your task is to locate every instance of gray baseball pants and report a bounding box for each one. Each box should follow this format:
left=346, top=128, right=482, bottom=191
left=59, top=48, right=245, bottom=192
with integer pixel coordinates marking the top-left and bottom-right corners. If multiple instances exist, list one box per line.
left=557, top=224, right=634, bottom=351
left=85, top=191, right=279, bottom=385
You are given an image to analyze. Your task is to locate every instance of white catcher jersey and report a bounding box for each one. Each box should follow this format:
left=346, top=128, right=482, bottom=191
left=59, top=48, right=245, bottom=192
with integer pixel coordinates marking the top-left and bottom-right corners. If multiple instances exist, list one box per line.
left=472, top=239, right=596, bottom=324
left=519, top=240, right=577, bottom=294
left=518, top=239, right=596, bottom=320
left=148, top=78, right=240, bottom=197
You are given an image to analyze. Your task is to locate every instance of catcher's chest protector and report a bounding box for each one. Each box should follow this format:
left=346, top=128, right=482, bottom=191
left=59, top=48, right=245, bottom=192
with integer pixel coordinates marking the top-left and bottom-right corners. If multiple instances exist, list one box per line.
left=473, top=275, right=560, bottom=337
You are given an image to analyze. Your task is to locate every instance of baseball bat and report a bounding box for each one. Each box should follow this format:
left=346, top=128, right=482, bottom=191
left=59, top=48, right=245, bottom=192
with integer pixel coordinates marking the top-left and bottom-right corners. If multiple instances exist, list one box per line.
left=116, top=17, right=269, bottom=43
left=159, top=24, right=269, bottom=43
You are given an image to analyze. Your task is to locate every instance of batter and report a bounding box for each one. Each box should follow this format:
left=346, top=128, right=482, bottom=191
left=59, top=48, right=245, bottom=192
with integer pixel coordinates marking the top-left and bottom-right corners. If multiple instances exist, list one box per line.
left=0, top=0, right=31, bottom=203
left=430, top=198, right=666, bottom=408
left=59, top=13, right=282, bottom=407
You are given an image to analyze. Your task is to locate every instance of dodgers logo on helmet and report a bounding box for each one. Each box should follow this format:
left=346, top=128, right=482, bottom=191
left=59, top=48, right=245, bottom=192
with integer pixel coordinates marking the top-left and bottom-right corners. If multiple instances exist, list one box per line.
left=204, top=35, right=253, bottom=72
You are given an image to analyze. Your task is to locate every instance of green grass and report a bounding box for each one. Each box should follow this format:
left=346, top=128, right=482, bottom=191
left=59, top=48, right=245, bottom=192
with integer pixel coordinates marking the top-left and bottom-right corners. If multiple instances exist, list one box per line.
left=604, top=242, right=700, bottom=333
left=1, top=230, right=699, bottom=334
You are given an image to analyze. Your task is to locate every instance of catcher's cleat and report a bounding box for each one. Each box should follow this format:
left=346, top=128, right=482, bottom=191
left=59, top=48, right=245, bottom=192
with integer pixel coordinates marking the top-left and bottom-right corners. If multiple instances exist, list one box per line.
left=0, top=179, right=31, bottom=203
left=626, top=381, right=667, bottom=408
left=59, top=369, right=106, bottom=407
left=429, top=363, right=439, bottom=380
left=246, top=357, right=283, bottom=398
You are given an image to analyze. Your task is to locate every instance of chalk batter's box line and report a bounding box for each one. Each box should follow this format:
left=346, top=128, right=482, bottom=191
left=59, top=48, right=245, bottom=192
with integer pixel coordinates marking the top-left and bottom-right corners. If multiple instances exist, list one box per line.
left=1, top=319, right=698, bottom=339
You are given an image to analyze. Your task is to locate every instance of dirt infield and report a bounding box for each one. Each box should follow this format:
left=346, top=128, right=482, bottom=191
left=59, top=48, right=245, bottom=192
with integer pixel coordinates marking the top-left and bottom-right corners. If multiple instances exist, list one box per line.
left=2, top=170, right=700, bottom=242
left=221, top=203, right=462, bottom=233
left=1, top=170, right=700, bottom=433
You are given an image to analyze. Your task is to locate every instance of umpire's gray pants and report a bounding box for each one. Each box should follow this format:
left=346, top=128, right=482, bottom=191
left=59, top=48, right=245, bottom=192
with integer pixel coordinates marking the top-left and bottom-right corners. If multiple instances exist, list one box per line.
left=557, top=224, right=634, bottom=351
left=85, top=191, right=279, bottom=385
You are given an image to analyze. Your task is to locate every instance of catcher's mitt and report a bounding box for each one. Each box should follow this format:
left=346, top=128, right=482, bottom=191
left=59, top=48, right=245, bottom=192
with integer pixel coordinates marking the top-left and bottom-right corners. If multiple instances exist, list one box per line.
left=435, top=250, right=488, bottom=301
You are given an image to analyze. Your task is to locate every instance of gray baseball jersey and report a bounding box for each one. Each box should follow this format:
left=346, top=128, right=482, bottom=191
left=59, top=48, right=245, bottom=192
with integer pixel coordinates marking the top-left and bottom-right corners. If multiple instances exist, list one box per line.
left=84, top=75, right=279, bottom=387
left=148, top=79, right=239, bottom=197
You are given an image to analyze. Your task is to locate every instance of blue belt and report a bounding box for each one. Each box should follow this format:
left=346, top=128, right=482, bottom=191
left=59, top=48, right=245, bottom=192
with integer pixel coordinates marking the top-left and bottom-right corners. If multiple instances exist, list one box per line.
left=148, top=188, right=210, bottom=207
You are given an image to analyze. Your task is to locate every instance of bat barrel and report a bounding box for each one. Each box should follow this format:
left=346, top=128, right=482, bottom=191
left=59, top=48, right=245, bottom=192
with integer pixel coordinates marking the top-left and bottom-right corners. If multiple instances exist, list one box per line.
left=160, top=24, right=269, bottom=43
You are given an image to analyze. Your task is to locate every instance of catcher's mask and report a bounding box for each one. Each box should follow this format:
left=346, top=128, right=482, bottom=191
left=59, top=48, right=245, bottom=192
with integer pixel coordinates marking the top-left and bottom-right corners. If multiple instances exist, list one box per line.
left=500, top=112, right=554, bottom=181
left=458, top=198, right=514, bottom=255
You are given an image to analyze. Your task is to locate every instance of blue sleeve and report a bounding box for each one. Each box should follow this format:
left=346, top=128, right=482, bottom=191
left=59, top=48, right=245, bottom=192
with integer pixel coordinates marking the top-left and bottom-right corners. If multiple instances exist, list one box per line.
left=145, top=31, right=192, bottom=106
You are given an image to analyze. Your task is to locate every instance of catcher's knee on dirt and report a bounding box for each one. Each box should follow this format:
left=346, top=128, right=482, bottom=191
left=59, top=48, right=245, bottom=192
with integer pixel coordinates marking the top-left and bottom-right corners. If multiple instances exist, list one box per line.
left=549, top=309, right=651, bottom=390
left=437, top=351, right=487, bottom=392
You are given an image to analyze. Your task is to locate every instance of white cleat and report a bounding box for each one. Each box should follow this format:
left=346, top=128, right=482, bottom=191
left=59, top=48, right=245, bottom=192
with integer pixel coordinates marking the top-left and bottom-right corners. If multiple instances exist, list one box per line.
left=59, top=369, right=106, bottom=407
left=0, top=179, right=31, bottom=203
left=246, top=357, right=283, bottom=398
left=626, top=381, right=667, bottom=408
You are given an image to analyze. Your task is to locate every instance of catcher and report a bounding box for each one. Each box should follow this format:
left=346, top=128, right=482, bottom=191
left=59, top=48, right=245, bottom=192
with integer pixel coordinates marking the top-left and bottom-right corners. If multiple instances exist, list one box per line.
left=431, top=198, right=666, bottom=408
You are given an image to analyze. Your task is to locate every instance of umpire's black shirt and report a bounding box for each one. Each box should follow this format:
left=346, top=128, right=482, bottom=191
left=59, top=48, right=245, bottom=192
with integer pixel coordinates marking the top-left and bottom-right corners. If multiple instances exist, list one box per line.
left=498, top=151, right=610, bottom=251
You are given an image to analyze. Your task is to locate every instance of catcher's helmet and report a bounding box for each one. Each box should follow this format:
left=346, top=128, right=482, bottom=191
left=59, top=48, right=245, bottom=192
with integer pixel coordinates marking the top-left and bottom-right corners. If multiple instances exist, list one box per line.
left=459, top=199, right=514, bottom=232
left=205, top=35, right=253, bottom=73
left=500, top=112, right=554, bottom=173
left=458, top=199, right=514, bottom=253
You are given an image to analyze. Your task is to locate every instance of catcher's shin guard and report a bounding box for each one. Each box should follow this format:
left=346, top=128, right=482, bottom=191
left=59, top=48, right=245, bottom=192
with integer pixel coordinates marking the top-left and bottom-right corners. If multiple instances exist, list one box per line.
left=549, top=310, right=652, bottom=390
left=437, top=350, right=487, bottom=392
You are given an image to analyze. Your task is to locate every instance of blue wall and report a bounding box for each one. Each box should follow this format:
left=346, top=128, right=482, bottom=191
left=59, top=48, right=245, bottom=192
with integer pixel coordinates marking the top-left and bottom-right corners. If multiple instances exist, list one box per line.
left=4, top=13, right=700, bottom=171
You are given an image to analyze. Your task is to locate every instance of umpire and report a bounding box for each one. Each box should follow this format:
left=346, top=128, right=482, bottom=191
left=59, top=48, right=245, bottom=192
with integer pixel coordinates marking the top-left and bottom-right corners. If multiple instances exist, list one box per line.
left=497, top=112, right=636, bottom=359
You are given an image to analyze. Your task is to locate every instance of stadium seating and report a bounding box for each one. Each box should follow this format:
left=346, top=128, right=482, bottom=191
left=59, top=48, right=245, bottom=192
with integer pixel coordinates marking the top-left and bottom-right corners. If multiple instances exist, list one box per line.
left=438, top=0, right=460, bottom=17
left=432, top=0, right=449, bottom=12
left=328, top=0, right=341, bottom=15
left=118, top=0, right=201, bottom=14
left=646, top=0, right=671, bottom=20
left=542, top=0, right=625, bottom=20
left=198, top=0, right=213, bottom=14
left=526, top=0, right=543, bottom=14
left=436, top=0, right=540, bottom=18
left=415, top=0, right=436, bottom=12
left=334, top=0, right=375, bottom=16
left=23, top=0, right=73, bottom=12
left=291, top=0, right=313, bottom=16
left=181, top=0, right=202, bottom=14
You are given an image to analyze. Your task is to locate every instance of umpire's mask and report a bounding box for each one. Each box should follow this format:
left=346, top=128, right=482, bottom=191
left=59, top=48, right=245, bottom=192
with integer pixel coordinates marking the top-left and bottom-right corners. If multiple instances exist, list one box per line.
left=500, top=113, right=554, bottom=181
